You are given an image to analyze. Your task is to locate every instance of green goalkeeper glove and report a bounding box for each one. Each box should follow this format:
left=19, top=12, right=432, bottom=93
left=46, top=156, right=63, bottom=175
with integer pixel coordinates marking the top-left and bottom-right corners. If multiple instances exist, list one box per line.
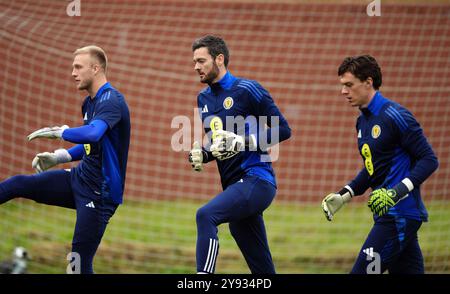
left=321, top=187, right=353, bottom=221
left=368, top=180, right=411, bottom=216
left=27, top=125, right=69, bottom=141
left=32, top=149, right=72, bottom=173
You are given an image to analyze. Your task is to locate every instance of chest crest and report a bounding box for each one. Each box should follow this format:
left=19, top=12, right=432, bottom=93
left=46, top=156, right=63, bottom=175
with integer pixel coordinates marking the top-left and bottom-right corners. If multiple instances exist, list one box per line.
left=371, top=124, right=381, bottom=139
left=223, top=97, right=234, bottom=110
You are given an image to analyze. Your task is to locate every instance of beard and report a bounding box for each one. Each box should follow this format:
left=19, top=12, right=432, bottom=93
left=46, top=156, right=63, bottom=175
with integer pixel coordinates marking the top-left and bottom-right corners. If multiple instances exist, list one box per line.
left=77, top=78, right=93, bottom=91
left=201, top=62, right=220, bottom=85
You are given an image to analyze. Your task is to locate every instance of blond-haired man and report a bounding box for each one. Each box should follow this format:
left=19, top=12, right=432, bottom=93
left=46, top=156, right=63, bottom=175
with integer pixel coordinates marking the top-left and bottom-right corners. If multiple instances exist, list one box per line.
left=0, top=45, right=131, bottom=274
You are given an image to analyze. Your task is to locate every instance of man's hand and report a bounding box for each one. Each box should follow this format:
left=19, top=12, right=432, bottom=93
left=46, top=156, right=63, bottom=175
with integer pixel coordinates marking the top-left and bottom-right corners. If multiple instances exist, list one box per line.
left=27, top=125, right=69, bottom=141
left=321, top=191, right=352, bottom=221
left=189, top=141, right=203, bottom=172
left=32, top=149, right=72, bottom=173
left=210, top=130, right=256, bottom=161
left=368, top=188, right=405, bottom=216
left=368, top=180, right=412, bottom=216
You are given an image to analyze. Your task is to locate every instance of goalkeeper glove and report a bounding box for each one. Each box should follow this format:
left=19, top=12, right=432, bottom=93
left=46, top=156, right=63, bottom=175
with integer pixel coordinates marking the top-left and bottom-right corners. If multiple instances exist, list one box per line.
left=27, top=125, right=69, bottom=141
left=321, top=187, right=353, bottom=221
left=31, top=149, right=72, bottom=173
left=368, top=180, right=411, bottom=216
left=210, top=130, right=256, bottom=161
left=189, top=141, right=204, bottom=172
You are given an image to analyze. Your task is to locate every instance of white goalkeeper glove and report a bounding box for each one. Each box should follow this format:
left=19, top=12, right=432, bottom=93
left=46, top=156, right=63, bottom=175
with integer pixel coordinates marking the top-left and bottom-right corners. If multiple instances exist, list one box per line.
left=210, top=130, right=256, bottom=161
left=321, top=187, right=353, bottom=221
left=27, top=125, right=69, bottom=141
left=189, top=141, right=203, bottom=172
left=31, top=149, right=72, bottom=173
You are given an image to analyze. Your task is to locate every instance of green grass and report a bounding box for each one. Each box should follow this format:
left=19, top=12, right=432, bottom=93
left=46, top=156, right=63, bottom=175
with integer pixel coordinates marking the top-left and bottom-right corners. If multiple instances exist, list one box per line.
left=0, top=198, right=449, bottom=273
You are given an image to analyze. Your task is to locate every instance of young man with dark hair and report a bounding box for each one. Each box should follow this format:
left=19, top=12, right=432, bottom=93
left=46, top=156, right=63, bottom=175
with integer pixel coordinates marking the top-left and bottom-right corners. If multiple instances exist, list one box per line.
left=321, top=55, right=438, bottom=274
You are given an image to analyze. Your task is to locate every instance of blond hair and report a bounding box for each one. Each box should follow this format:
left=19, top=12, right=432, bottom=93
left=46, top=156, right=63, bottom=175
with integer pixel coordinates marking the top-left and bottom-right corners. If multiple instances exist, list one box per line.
left=74, top=45, right=108, bottom=73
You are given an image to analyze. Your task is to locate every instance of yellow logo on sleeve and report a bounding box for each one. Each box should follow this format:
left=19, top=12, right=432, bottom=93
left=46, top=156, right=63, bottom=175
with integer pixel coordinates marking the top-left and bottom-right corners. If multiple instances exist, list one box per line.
left=361, top=143, right=374, bottom=176
left=84, top=144, right=91, bottom=155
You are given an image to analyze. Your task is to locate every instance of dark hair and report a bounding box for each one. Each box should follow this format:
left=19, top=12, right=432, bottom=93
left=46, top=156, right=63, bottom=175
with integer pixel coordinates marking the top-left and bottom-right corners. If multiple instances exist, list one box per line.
left=192, top=35, right=229, bottom=67
left=338, top=55, right=382, bottom=90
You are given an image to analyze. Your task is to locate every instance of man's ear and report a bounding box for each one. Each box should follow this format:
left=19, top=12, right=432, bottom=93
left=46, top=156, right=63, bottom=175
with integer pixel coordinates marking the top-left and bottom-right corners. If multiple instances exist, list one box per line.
left=215, top=54, right=225, bottom=67
left=92, top=63, right=101, bottom=75
left=366, top=77, right=374, bottom=88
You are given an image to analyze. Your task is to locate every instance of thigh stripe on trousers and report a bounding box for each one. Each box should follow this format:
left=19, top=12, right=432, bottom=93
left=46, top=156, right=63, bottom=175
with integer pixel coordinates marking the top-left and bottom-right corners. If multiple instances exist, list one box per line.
left=204, top=238, right=218, bottom=273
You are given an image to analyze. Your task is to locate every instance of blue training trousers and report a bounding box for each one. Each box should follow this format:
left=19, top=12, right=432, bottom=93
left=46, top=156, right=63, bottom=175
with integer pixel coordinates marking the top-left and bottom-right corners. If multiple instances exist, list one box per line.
left=196, top=175, right=276, bottom=274
left=0, top=170, right=117, bottom=274
left=351, top=216, right=424, bottom=274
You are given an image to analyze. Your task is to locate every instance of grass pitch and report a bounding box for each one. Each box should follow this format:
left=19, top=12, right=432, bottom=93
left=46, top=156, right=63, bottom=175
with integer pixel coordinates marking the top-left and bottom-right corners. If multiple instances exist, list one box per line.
left=0, top=198, right=448, bottom=273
